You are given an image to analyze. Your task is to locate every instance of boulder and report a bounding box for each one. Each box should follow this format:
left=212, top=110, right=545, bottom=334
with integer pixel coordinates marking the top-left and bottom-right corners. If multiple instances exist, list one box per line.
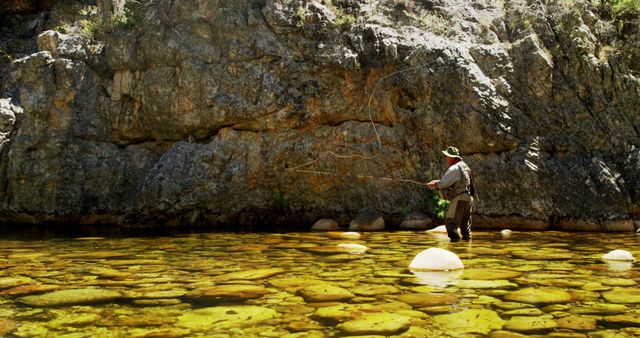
left=426, top=225, right=461, bottom=237
left=349, top=209, right=385, bottom=231
left=426, top=225, right=448, bottom=234
left=602, top=249, right=635, bottom=261
left=37, top=30, right=64, bottom=55
left=0, top=99, right=21, bottom=133
left=311, top=218, right=339, bottom=231
left=409, top=248, right=464, bottom=271
left=399, top=212, right=432, bottom=230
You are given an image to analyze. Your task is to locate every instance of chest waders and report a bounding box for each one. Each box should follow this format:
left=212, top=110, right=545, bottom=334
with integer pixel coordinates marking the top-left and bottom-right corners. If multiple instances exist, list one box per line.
left=444, top=162, right=475, bottom=241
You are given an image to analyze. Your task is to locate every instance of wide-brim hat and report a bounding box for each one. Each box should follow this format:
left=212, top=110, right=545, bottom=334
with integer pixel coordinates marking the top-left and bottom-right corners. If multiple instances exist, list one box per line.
left=442, top=146, right=461, bottom=159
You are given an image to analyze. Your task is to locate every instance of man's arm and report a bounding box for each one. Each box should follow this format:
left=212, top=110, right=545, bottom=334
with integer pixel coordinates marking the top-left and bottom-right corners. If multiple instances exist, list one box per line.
left=436, top=165, right=461, bottom=189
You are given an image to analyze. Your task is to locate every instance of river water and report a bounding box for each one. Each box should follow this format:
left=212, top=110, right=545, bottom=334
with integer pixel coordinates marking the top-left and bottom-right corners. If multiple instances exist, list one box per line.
left=0, top=230, right=639, bottom=337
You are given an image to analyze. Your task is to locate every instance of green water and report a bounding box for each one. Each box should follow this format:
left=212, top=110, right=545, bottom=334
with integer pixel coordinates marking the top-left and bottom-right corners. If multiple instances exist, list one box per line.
left=1, top=230, right=639, bottom=337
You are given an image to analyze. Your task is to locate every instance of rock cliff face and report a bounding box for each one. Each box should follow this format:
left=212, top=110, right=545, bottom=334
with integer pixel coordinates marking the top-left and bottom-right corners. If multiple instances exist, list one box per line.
left=0, top=0, right=638, bottom=230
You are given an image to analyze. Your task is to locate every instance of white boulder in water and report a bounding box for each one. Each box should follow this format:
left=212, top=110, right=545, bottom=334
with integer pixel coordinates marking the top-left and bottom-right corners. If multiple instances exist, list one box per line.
left=339, top=232, right=362, bottom=240
left=411, top=270, right=463, bottom=287
left=426, top=225, right=461, bottom=237
left=426, top=225, right=448, bottom=233
left=501, top=229, right=512, bottom=236
left=337, top=243, right=368, bottom=254
left=409, top=248, right=464, bottom=271
left=602, top=249, right=635, bottom=262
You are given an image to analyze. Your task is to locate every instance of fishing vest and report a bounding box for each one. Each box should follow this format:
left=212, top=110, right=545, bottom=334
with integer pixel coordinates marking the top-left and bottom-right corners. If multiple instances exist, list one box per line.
left=441, top=161, right=474, bottom=200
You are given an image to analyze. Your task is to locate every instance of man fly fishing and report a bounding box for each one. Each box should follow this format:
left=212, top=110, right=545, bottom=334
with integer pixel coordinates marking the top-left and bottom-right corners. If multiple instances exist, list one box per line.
left=427, top=146, right=476, bottom=242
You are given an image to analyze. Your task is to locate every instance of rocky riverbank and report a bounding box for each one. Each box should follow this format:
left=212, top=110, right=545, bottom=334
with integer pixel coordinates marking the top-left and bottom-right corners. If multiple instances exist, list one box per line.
left=0, top=0, right=639, bottom=231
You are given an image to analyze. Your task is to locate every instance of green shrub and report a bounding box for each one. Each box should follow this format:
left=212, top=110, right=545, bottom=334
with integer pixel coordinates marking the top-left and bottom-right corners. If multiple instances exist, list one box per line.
left=272, top=190, right=289, bottom=207
left=596, top=0, right=640, bottom=35
left=424, top=189, right=449, bottom=220
left=53, top=22, right=71, bottom=34
left=80, top=7, right=137, bottom=38
left=335, top=14, right=356, bottom=27
left=609, top=0, right=640, bottom=14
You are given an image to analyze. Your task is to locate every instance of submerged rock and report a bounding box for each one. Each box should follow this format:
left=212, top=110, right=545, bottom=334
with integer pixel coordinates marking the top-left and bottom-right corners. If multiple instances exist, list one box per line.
left=569, top=303, right=628, bottom=315
left=504, top=316, right=557, bottom=332
left=603, top=313, right=640, bottom=326
left=455, top=280, right=517, bottom=289
left=185, top=285, right=269, bottom=302
left=433, top=309, right=505, bottom=335
left=602, top=288, right=640, bottom=303
left=127, top=328, right=191, bottom=338
left=47, top=313, right=102, bottom=328
left=0, top=284, right=61, bottom=296
left=133, top=299, right=183, bottom=306
left=510, top=250, right=574, bottom=260
left=409, top=248, right=464, bottom=271
left=504, top=288, right=573, bottom=304
left=322, top=232, right=361, bottom=240
left=351, top=284, right=400, bottom=296
left=488, top=330, right=529, bottom=338
left=269, top=277, right=327, bottom=291
left=555, top=315, right=597, bottom=330
left=18, top=288, right=124, bottom=307
left=298, top=245, right=364, bottom=255
left=338, top=312, right=411, bottom=335
left=297, top=285, right=355, bottom=302
left=502, top=308, right=543, bottom=316
left=462, top=269, right=522, bottom=280
left=140, top=290, right=187, bottom=299
left=211, top=268, right=286, bottom=281
left=396, top=293, right=460, bottom=307
left=0, top=277, right=35, bottom=289
left=0, top=319, right=18, bottom=336
left=176, top=306, right=276, bottom=331
left=312, top=303, right=380, bottom=323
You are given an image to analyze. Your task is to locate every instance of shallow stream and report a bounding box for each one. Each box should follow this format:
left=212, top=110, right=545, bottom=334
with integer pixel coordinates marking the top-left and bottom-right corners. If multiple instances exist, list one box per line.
left=1, top=230, right=639, bottom=337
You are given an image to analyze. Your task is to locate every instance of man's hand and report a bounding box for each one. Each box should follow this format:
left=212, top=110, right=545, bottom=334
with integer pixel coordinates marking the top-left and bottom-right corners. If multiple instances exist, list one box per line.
left=427, top=180, right=439, bottom=190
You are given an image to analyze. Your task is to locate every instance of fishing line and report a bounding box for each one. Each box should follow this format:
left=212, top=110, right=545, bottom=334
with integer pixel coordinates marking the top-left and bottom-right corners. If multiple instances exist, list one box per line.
left=286, top=59, right=436, bottom=187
